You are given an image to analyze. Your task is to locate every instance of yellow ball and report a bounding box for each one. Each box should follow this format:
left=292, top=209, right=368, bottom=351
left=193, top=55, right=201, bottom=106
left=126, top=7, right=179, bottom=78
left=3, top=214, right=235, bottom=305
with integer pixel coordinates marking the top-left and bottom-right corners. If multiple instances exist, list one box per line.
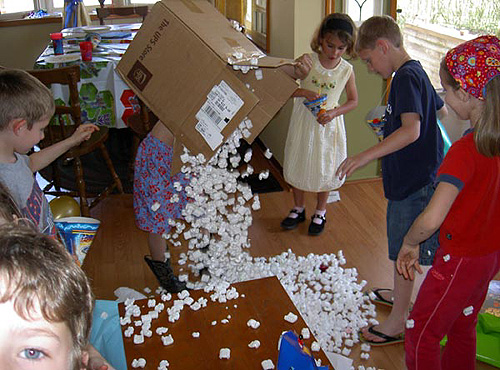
left=49, top=196, right=81, bottom=220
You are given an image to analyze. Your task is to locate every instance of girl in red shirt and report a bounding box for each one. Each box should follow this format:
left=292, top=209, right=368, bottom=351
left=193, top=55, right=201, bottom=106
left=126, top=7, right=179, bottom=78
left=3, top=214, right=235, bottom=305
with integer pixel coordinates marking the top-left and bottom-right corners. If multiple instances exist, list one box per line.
left=396, top=35, right=500, bottom=369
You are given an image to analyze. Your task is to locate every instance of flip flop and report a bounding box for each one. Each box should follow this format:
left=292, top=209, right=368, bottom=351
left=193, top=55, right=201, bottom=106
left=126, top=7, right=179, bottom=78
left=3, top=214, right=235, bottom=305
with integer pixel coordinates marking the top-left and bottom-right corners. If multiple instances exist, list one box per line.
left=360, top=325, right=405, bottom=347
left=368, top=288, right=393, bottom=307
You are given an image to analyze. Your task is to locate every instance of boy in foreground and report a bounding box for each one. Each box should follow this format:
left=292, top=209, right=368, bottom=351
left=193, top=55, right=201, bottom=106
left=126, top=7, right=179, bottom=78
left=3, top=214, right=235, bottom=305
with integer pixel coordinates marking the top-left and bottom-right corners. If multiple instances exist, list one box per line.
left=0, top=223, right=113, bottom=369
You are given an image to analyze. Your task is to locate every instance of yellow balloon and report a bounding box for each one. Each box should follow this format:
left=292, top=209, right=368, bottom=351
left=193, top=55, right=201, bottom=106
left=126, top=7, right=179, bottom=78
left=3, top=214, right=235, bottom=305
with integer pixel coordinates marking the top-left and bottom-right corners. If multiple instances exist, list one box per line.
left=49, top=196, right=81, bottom=220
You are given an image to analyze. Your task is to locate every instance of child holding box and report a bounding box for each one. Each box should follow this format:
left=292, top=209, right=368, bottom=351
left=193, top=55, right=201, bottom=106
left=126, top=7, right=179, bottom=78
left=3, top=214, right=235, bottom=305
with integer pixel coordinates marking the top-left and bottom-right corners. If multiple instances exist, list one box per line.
left=281, top=13, right=359, bottom=236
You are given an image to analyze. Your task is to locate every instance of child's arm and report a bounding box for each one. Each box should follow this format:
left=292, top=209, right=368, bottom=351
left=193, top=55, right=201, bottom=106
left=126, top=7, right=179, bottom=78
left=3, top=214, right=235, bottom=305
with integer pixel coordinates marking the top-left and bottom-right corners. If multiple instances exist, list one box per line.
left=396, top=182, right=459, bottom=280
left=29, top=123, right=99, bottom=172
left=292, top=88, right=321, bottom=100
left=318, top=72, right=358, bottom=126
left=280, top=54, right=313, bottom=80
left=336, top=112, right=421, bottom=179
left=437, top=105, right=448, bottom=122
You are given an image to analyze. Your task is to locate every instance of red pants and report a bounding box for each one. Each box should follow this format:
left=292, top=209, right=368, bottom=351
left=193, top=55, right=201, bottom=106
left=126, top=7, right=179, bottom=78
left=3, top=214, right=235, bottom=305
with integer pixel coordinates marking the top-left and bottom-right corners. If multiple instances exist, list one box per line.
left=405, top=247, right=500, bottom=370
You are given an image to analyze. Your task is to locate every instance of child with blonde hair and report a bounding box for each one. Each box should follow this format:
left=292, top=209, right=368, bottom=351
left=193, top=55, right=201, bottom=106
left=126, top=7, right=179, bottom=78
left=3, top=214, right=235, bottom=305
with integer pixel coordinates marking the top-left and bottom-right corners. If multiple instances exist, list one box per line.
left=0, top=68, right=98, bottom=236
left=337, top=15, right=448, bottom=345
left=281, top=13, right=358, bottom=236
left=397, top=35, right=500, bottom=369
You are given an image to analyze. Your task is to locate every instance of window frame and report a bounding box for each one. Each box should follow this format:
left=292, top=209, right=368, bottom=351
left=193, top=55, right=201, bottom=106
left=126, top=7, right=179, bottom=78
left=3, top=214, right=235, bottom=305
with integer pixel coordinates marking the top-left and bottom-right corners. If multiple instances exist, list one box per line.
left=0, top=0, right=155, bottom=21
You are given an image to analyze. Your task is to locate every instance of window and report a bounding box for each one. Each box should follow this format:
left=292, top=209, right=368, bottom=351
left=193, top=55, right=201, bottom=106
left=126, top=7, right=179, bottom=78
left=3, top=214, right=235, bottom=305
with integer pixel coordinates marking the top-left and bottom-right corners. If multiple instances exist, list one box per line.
left=0, top=0, right=152, bottom=17
left=343, top=0, right=383, bottom=24
left=1, top=0, right=34, bottom=14
left=396, top=0, right=500, bottom=88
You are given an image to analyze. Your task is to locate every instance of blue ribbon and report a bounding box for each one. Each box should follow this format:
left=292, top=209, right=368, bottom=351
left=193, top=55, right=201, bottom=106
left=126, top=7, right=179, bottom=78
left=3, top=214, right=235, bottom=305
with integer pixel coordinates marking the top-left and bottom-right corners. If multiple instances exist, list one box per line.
left=64, top=0, right=83, bottom=28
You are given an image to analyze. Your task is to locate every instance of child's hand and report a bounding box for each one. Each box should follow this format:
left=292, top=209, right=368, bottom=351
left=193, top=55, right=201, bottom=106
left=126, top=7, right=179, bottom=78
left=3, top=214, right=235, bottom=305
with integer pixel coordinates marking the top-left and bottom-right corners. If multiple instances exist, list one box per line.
left=70, top=123, right=99, bottom=146
left=336, top=153, right=370, bottom=179
left=82, top=344, right=115, bottom=370
left=396, top=242, right=422, bottom=281
left=293, top=54, right=313, bottom=79
left=303, top=89, right=321, bottom=102
left=317, top=108, right=337, bottom=125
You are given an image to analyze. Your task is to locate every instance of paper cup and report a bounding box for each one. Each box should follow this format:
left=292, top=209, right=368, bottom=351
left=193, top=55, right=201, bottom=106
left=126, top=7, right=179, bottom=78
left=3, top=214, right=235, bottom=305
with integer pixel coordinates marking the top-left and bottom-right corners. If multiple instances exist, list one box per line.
left=365, top=105, right=386, bottom=142
left=303, top=94, right=327, bottom=118
left=79, top=41, right=93, bottom=61
left=55, top=216, right=100, bottom=265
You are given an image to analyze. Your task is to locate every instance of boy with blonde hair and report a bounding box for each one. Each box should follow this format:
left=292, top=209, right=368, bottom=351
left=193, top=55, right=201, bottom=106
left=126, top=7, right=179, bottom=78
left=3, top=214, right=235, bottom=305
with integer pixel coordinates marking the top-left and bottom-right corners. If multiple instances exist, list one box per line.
left=0, top=69, right=97, bottom=235
left=337, top=15, right=448, bottom=345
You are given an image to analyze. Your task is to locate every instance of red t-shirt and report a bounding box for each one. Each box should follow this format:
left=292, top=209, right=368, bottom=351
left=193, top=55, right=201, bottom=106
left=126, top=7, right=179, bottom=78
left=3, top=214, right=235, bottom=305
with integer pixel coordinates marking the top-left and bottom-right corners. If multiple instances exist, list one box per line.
left=437, top=132, right=500, bottom=257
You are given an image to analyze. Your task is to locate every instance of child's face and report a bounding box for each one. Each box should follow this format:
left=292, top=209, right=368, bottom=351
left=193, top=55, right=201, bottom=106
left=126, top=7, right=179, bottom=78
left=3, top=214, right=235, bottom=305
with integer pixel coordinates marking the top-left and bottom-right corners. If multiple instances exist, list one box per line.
left=358, top=44, right=392, bottom=79
left=319, top=33, right=348, bottom=63
left=439, top=68, right=470, bottom=121
left=16, top=117, right=50, bottom=154
left=0, top=293, right=74, bottom=370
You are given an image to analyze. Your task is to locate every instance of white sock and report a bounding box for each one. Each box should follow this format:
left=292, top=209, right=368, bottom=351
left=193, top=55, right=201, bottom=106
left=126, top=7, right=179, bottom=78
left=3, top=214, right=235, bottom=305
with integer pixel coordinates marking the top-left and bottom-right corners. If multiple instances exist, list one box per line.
left=313, top=209, right=326, bottom=224
left=288, top=206, right=304, bottom=219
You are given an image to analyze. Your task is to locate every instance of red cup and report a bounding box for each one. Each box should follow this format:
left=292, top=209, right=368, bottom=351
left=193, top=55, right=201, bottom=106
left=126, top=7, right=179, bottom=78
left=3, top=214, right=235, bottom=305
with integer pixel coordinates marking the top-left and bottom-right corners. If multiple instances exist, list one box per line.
left=79, top=41, right=93, bottom=61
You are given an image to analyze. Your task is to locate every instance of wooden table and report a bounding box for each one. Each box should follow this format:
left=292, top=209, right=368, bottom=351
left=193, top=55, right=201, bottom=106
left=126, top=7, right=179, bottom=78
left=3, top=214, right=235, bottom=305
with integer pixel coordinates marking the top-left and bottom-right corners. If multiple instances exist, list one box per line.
left=35, top=24, right=141, bottom=129
left=119, top=276, right=332, bottom=369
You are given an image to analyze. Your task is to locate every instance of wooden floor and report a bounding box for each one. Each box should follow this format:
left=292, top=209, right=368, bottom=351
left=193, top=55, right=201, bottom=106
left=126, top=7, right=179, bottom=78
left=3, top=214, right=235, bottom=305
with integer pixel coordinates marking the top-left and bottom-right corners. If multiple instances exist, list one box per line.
left=83, top=153, right=496, bottom=369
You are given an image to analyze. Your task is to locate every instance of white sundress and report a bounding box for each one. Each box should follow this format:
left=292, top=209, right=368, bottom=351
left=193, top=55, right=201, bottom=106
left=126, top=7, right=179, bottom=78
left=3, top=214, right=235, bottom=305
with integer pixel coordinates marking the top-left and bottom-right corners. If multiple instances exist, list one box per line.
left=283, top=53, right=353, bottom=192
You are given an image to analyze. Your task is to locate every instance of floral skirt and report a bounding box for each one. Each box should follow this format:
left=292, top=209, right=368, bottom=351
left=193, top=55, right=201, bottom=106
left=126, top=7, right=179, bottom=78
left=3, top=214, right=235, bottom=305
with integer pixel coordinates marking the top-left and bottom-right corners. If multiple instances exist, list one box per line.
left=133, top=133, right=190, bottom=234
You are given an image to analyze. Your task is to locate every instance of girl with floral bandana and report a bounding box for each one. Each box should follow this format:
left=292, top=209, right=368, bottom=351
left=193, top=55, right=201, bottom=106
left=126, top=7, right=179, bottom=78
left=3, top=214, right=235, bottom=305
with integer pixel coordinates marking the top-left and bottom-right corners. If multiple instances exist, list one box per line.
left=281, top=13, right=358, bottom=236
left=396, top=35, right=500, bottom=369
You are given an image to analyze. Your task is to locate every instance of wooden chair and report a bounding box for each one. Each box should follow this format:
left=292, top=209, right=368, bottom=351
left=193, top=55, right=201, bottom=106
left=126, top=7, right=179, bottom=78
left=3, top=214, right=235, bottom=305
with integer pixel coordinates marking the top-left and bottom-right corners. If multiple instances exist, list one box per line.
left=96, top=5, right=148, bottom=25
left=28, top=65, right=124, bottom=217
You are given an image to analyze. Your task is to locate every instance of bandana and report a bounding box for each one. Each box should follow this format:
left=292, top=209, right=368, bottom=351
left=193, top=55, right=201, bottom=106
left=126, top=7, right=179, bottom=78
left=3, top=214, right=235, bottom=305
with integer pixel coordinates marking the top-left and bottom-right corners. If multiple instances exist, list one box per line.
left=445, top=35, right=500, bottom=100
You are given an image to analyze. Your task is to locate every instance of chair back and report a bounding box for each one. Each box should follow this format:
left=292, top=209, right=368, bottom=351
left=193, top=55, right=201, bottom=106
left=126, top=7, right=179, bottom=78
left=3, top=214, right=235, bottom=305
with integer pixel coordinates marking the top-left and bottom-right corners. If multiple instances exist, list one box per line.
left=27, top=65, right=82, bottom=146
left=96, top=6, right=148, bottom=25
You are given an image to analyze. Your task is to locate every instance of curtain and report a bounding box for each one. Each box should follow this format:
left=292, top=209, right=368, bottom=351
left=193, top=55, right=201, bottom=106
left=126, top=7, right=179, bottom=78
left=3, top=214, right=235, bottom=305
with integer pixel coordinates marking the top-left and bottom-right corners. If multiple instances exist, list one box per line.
left=63, top=0, right=91, bottom=28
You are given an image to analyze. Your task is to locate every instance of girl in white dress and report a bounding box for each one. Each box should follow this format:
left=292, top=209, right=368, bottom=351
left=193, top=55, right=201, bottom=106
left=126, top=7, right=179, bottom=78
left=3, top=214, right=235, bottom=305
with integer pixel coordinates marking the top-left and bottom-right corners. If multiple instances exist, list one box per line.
left=281, top=13, right=358, bottom=235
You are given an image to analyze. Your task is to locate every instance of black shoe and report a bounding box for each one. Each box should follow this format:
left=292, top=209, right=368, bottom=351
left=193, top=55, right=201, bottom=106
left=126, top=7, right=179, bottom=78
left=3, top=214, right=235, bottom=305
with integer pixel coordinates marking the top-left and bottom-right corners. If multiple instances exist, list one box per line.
left=144, top=255, right=187, bottom=293
left=280, top=209, right=305, bottom=230
left=308, top=214, right=326, bottom=236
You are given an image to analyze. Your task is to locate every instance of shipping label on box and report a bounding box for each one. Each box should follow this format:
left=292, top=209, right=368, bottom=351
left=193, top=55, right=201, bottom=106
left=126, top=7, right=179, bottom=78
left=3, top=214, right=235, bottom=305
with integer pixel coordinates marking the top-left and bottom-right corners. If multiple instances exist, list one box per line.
left=195, top=80, right=244, bottom=150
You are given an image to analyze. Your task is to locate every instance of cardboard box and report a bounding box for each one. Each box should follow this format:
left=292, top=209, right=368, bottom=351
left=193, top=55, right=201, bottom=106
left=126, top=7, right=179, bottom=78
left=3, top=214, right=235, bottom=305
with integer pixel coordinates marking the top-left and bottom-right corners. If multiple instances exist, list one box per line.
left=116, top=0, right=297, bottom=170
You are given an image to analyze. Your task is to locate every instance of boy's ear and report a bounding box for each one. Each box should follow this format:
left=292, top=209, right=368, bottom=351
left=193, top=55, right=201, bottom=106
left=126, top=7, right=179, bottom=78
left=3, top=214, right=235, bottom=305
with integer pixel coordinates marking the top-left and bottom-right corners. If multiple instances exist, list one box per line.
left=375, top=39, right=389, bottom=54
left=11, top=118, right=28, bottom=136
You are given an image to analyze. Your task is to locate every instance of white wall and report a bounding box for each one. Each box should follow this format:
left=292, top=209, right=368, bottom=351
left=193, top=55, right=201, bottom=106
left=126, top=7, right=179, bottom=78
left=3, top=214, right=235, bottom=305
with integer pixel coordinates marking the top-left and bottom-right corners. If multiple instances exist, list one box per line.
left=0, top=22, right=62, bottom=69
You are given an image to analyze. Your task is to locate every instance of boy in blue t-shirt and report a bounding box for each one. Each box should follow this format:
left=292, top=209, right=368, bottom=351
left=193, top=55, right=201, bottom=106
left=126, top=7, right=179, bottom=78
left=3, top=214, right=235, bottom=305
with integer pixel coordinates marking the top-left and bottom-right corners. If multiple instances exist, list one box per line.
left=336, top=15, right=448, bottom=345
